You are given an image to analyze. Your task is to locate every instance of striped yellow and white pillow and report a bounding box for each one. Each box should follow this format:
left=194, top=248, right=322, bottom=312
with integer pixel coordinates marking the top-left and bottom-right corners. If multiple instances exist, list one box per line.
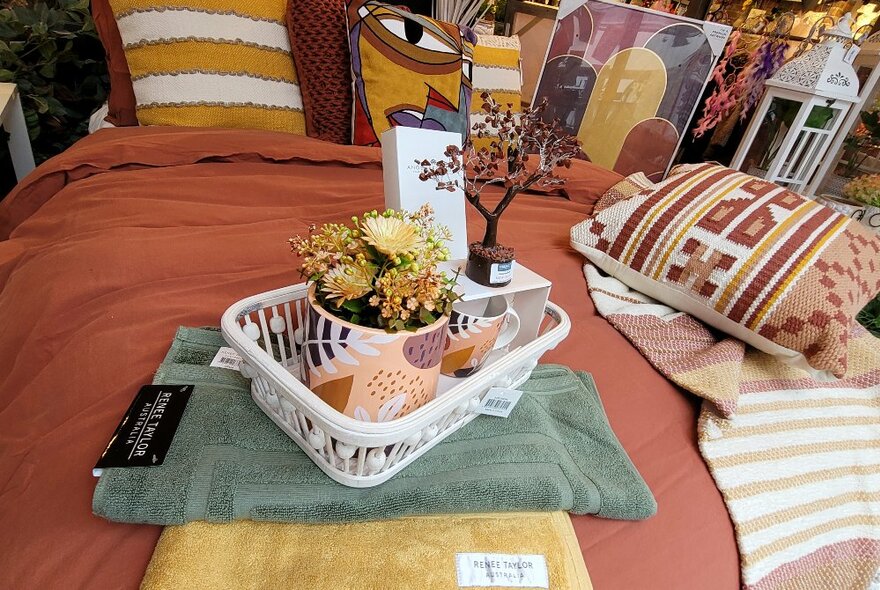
left=109, top=0, right=306, bottom=133
left=471, top=34, right=521, bottom=150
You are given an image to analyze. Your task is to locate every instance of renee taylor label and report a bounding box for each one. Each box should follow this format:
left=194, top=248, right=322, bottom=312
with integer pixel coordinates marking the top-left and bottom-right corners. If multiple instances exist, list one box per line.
left=455, top=553, right=549, bottom=588
left=490, top=261, right=514, bottom=285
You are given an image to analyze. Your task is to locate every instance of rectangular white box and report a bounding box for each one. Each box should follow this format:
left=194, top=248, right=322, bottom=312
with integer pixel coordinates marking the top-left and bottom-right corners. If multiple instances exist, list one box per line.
left=381, top=126, right=468, bottom=260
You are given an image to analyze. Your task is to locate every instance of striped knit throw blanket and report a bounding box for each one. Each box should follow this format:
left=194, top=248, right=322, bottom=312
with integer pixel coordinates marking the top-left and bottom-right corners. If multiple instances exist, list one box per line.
left=584, top=264, right=880, bottom=590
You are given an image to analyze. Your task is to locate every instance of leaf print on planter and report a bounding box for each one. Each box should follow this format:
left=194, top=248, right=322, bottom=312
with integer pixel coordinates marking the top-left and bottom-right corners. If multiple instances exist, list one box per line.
left=377, top=394, right=407, bottom=421
left=404, top=329, right=446, bottom=369
left=304, top=305, right=397, bottom=378
left=354, top=406, right=372, bottom=422
left=447, top=312, right=494, bottom=341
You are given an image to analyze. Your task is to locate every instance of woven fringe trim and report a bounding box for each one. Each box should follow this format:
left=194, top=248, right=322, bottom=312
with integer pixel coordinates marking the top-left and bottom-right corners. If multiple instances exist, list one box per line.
left=138, top=101, right=303, bottom=111
left=115, top=6, right=284, bottom=25
left=473, top=86, right=521, bottom=94
left=474, top=64, right=520, bottom=72
left=130, top=69, right=297, bottom=84
left=476, top=34, right=521, bottom=49
left=124, top=37, right=290, bottom=55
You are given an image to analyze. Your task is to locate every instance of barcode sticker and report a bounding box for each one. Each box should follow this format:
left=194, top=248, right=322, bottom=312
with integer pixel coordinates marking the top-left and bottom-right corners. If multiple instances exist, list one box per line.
left=209, top=347, right=243, bottom=371
left=476, top=387, right=523, bottom=418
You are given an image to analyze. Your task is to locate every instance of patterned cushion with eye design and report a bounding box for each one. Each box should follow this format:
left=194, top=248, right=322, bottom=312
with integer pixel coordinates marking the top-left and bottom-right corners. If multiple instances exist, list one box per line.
left=346, top=0, right=475, bottom=146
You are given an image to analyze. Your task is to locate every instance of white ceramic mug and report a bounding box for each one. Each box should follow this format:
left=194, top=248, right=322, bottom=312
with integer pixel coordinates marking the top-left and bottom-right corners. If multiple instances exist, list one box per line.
left=440, top=295, right=520, bottom=377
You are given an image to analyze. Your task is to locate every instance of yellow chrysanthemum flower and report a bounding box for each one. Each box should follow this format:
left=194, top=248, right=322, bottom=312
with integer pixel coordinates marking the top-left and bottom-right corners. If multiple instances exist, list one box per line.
left=360, top=215, right=421, bottom=256
left=321, top=264, right=375, bottom=302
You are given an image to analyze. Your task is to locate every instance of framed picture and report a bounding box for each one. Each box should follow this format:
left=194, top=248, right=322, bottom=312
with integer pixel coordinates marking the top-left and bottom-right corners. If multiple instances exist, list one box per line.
left=534, top=0, right=731, bottom=180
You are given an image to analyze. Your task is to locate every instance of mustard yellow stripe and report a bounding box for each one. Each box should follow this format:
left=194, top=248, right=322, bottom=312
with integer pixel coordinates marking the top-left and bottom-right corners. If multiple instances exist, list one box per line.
left=725, top=464, right=880, bottom=500
left=109, top=0, right=285, bottom=21
left=737, top=397, right=880, bottom=415
left=137, top=104, right=305, bottom=134
left=126, top=41, right=298, bottom=83
left=740, top=490, right=880, bottom=536
left=714, top=200, right=819, bottom=314
left=620, top=165, right=719, bottom=266
left=748, top=216, right=847, bottom=329
left=744, top=513, right=880, bottom=566
left=474, top=46, right=520, bottom=69
left=710, top=439, right=880, bottom=469
left=648, top=173, right=747, bottom=279
left=722, top=415, right=880, bottom=439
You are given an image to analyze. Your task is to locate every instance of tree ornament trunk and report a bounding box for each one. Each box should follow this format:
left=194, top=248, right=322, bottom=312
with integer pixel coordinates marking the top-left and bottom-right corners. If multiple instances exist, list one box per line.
left=482, top=215, right=499, bottom=248
left=467, top=215, right=515, bottom=288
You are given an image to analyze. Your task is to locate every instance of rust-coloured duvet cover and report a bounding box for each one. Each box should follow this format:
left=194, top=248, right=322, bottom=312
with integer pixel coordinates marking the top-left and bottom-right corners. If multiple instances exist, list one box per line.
left=0, top=128, right=738, bottom=589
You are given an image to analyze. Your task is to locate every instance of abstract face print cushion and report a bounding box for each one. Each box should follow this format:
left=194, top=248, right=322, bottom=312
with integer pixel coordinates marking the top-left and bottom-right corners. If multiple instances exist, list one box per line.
left=346, top=0, right=475, bottom=146
left=571, top=163, right=880, bottom=379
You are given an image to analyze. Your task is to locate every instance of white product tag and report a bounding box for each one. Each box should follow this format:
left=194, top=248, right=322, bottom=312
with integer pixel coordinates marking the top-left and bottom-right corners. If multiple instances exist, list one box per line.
left=455, top=553, right=549, bottom=588
left=210, top=347, right=243, bottom=371
left=844, top=44, right=860, bottom=64
left=703, top=22, right=733, bottom=56
left=490, top=261, right=514, bottom=285
left=476, top=388, right=523, bottom=418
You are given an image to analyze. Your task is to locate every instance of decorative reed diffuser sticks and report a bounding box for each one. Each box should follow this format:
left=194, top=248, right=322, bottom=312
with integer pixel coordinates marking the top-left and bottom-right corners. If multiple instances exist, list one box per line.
left=434, top=0, right=493, bottom=28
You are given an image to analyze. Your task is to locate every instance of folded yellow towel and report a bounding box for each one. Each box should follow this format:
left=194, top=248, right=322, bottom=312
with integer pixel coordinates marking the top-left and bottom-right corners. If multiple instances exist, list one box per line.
left=141, top=512, right=591, bottom=590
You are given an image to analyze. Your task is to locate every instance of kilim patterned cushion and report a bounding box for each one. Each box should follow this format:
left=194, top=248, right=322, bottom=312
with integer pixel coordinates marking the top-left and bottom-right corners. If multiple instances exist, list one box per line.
left=470, top=34, right=521, bottom=151
left=108, top=0, right=306, bottom=133
left=346, top=0, right=475, bottom=146
left=287, top=0, right=352, bottom=143
left=593, top=172, right=654, bottom=213
left=571, top=163, right=880, bottom=379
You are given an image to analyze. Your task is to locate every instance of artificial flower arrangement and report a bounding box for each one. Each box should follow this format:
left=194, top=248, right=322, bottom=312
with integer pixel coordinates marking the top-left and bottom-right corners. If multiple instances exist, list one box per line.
left=288, top=205, right=462, bottom=422
left=289, top=204, right=459, bottom=331
left=417, top=93, right=581, bottom=287
left=842, top=174, right=880, bottom=208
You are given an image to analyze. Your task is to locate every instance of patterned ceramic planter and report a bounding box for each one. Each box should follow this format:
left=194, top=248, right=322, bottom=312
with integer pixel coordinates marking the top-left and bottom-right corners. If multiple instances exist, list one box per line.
left=301, top=284, right=449, bottom=422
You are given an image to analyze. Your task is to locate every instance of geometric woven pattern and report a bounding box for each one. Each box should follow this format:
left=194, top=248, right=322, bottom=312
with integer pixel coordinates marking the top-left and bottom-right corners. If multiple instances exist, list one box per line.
left=572, top=163, right=880, bottom=378
left=583, top=265, right=880, bottom=590
left=592, top=171, right=654, bottom=213
left=287, top=0, right=353, bottom=143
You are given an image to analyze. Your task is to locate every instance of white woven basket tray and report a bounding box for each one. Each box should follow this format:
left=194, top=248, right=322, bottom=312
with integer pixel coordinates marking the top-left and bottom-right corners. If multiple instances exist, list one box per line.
left=220, top=282, right=571, bottom=487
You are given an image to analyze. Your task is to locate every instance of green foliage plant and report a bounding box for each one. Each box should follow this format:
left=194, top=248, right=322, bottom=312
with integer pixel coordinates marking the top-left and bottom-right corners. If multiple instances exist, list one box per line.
left=0, top=0, right=109, bottom=164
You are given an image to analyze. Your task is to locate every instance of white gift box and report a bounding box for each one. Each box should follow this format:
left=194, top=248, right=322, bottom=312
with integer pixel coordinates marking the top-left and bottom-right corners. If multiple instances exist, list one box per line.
left=381, top=127, right=469, bottom=260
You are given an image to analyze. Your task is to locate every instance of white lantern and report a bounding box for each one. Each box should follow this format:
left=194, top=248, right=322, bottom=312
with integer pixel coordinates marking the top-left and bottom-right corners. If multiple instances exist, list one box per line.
left=730, top=16, right=861, bottom=194
left=805, top=30, right=880, bottom=197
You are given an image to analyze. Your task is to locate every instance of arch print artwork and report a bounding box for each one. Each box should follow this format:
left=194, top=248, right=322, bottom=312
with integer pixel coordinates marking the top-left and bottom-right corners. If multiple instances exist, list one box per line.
left=534, top=0, right=729, bottom=180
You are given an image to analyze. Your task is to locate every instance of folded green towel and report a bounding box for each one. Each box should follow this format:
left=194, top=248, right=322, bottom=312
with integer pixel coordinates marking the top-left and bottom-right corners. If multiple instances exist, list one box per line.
left=92, top=327, right=655, bottom=524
